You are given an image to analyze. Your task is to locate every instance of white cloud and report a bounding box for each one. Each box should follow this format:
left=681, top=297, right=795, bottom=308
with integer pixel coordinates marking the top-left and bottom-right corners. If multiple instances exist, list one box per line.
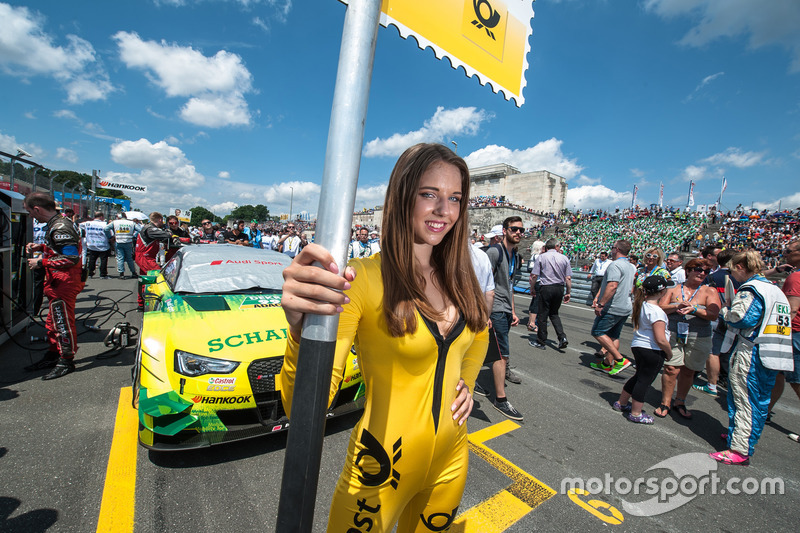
left=210, top=201, right=239, bottom=215
left=56, top=147, right=78, bottom=163
left=252, top=17, right=270, bottom=32
left=752, top=191, right=800, bottom=210
left=566, top=185, right=632, bottom=210
left=700, top=147, right=766, bottom=168
left=680, top=164, right=710, bottom=181
left=0, top=131, right=43, bottom=159
left=113, top=31, right=253, bottom=127
left=575, top=175, right=600, bottom=186
left=179, top=93, right=251, bottom=127
left=106, top=139, right=205, bottom=214
left=24, top=111, right=36, bottom=120
left=0, top=4, right=113, bottom=103
left=355, top=183, right=388, bottom=209
left=364, top=107, right=493, bottom=157
left=465, top=138, right=584, bottom=179
left=644, top=0, right=800, bottom=72
left=218, top=171, right=230, bottom=179
left=54, top=109, right=79, bottom=121
left=685, top=71, right=724, bottom=101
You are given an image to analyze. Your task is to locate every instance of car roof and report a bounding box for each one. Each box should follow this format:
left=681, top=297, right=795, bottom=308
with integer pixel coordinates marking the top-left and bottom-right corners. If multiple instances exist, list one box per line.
left=170, top=244, right=293, bottom=294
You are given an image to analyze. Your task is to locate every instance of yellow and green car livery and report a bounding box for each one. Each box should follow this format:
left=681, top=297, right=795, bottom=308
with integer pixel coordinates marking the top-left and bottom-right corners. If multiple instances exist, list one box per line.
left=133, top=244, right=364, bottom=450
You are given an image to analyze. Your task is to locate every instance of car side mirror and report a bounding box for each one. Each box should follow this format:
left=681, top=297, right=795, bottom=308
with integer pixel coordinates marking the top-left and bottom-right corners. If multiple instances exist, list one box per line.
left=140, top=274, right=158, bottom=285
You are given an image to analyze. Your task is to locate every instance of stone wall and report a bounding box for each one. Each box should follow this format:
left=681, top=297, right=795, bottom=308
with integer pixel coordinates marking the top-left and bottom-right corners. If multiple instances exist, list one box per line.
left=470, top=169, right=568, bottom=213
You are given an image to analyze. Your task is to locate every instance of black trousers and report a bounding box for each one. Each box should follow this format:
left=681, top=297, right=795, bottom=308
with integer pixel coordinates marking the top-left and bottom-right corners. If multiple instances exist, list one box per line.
left=536, top=284, right=566, bottom=343
left=590, top=276, right=603, bottom=299
left=624, top=347, right=666, bottom=403
left=87, top=249, right=110, bottom=277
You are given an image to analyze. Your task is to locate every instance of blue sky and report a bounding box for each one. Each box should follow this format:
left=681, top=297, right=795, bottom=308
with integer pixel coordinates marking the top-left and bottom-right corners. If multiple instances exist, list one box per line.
left=1, top=0, right=799, bottom=218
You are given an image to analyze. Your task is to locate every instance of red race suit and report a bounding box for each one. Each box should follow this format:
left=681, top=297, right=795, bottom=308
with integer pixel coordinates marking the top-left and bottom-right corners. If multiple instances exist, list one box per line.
left=41, top=214, right=85, bottom=358
left=134, top=224, right=189, bottom=307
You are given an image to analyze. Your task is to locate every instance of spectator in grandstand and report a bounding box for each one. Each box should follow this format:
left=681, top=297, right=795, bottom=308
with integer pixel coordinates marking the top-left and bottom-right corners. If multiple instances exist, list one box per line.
left=711, top=250, right=793, bottom=465
left=590, top=240, right=637, bottom=376
left=589, top=251, right=612, bottom=300
left=666, top=252, right=686, bottom=284
left=629, top=254, right=640, bottom=269
left=767, top=239, right=800, bottom=424
left=613, top=275, right=673, bottom=424
left=635, top=247, right=671, bottom=287
left=528, top=239, right=571, bottom=350
left=225, top=220, right=250, bottom=246
left=655, top=258, right=719, bottom=419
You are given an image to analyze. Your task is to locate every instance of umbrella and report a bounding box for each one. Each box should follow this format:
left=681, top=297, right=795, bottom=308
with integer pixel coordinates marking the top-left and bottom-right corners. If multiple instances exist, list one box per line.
left=123, top=211, right=147, bottom=221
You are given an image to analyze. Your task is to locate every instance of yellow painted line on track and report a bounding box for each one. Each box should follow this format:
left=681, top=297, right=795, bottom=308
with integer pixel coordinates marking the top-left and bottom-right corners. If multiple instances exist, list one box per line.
left=453, top=420, right=556, bottom=532
left=96, top=387, right=137, bottom=533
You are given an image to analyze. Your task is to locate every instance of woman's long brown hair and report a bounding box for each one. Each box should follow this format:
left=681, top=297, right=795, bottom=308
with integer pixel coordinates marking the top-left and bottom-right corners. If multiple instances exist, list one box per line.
left=380, top=143, right=488, bottom=336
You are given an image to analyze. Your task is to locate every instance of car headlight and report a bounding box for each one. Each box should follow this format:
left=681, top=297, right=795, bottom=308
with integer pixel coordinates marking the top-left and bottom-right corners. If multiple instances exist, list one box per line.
left=174, top=350, right=240, bottom=377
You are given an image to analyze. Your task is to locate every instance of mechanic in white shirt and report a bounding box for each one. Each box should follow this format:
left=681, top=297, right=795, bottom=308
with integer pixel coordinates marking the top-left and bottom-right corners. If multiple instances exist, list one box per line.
left=80, top=211, right=112, bottom=279
left=105, top=214, right=139, bottom=279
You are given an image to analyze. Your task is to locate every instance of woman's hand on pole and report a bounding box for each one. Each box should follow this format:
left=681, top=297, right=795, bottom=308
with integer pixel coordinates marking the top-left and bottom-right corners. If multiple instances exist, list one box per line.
left=281, top=243, right=356, bottom=341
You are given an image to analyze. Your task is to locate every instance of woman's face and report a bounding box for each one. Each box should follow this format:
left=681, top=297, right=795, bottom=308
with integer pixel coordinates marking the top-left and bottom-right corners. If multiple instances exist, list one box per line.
left=412, top=161, right=462, bottom=247
left=730, top=263, right=750, bottom=283
left=644, top=251, right=658, bottom=267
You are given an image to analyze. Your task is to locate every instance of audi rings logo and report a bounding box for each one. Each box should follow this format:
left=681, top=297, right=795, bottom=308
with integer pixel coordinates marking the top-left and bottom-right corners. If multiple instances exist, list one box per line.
left=472, top=0, right=502, bottom=40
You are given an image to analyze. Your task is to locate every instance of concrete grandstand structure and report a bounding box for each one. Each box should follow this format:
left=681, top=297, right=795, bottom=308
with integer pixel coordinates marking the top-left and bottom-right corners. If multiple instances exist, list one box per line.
left=351, top=164, right=567, bottom=233
left=469, top=163, right=568, bottom=214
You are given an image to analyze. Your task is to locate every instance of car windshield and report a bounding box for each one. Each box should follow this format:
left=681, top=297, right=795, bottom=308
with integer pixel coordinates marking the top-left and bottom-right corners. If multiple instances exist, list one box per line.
left=167, top=244, right=292, bottom=294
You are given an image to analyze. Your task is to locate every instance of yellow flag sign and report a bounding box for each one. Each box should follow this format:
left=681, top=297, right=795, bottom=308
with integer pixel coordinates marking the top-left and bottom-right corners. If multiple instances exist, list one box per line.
left=340, top=0, right=535, bottom=106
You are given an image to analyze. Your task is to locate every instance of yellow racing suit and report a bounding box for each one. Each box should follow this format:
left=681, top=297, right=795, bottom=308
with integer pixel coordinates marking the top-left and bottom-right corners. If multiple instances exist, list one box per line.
left=280, top=254, right=488, bottom=532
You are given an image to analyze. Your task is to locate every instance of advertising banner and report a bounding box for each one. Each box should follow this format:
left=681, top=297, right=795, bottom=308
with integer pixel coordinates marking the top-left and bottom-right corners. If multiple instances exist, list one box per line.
left=169, top=207, right=192, bottom=223
left=98, top=180, right=147, bottom=193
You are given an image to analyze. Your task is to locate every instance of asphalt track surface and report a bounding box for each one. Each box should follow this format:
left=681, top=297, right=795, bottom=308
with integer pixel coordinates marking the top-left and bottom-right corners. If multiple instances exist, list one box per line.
left=1, top=269, right=799, bottom=532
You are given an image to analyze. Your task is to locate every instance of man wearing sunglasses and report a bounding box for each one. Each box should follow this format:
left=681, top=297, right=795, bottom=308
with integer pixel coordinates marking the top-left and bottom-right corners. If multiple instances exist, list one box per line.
left=484, top=217, right=524, bottom=391
left=656, top=258, right=720, bottom=419
left=199, top=220, right=217, bottom=243
left=666, top=253, right=686, bottom=284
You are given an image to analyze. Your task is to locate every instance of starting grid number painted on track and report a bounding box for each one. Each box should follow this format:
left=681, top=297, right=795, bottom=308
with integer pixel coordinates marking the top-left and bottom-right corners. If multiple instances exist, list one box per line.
left=455, top=420, right=625, bottom=530
left=453, top=420, right=556, bottom=531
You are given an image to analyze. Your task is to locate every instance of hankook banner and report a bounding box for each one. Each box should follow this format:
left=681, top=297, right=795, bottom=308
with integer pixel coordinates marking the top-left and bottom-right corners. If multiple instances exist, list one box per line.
left=98, top=180, right=148, bottom=193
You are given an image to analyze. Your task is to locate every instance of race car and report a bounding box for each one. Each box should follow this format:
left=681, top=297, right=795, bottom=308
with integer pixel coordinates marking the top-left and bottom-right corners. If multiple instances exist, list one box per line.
left=132, top=244, right=365, bottom=450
